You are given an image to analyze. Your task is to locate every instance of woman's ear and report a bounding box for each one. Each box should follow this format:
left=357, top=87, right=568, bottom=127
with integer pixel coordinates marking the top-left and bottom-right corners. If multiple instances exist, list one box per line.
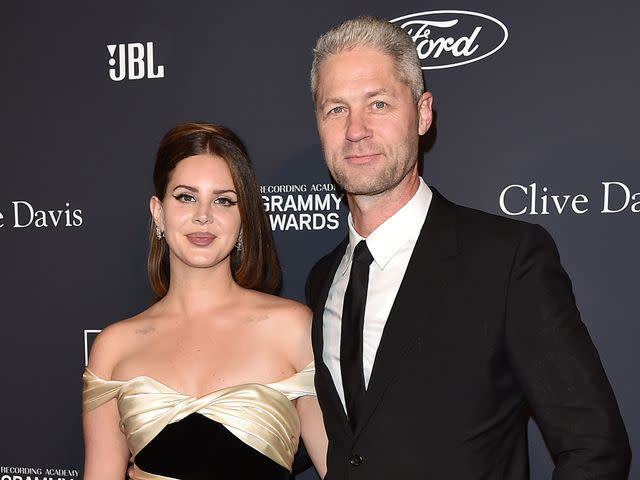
left=150, top=196, right=164, bottom=230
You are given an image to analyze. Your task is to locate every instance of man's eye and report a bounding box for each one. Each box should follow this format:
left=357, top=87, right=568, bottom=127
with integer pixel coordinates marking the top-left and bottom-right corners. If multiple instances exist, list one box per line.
left=329, top=106, right=345, bottom=115
left=174, top=193, right=195, bottom=202
left=373, top=101, right=386, bottom=109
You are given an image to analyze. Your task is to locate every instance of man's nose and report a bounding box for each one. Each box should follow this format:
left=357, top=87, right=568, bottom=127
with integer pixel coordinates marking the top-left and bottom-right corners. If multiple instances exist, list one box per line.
left=345, top=111, right=371, bottom=142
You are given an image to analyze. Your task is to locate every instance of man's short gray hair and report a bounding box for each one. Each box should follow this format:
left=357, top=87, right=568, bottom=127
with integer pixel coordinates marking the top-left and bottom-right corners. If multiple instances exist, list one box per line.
left=310, top=16, right=425, bottom=102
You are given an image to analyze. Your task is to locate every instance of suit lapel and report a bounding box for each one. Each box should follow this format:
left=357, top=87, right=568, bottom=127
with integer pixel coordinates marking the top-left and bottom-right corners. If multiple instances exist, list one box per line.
left=356, top=189, right=458, bottom=436
left=310, top=238, right=353, bottom=438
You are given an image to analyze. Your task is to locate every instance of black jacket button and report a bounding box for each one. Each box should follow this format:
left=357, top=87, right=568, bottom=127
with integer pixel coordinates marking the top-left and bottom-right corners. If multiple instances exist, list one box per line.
left=349, top=454, right=363, bottom=466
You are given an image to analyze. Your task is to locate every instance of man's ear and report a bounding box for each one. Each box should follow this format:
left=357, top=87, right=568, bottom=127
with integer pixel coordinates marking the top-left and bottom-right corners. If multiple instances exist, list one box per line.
left=417, top=91, right=433, bottom=135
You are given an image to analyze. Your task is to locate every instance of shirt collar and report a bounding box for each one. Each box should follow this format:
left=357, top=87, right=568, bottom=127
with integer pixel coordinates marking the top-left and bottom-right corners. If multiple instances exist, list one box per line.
left=342, top=178, right=432, bottom=274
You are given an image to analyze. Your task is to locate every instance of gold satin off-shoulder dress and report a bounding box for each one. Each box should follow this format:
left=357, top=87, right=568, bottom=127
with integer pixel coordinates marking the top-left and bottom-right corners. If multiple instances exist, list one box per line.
left=82, top=362, right=315, bottom=480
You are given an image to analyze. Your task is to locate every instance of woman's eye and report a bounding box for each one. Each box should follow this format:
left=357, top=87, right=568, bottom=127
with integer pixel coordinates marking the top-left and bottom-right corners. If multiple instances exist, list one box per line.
left=214, top=197, right=237, bottom=206
left=174, top=193, right=195, bottom=202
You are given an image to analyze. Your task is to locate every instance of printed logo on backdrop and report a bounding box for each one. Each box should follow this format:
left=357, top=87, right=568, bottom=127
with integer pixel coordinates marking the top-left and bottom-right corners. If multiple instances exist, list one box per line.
left=261, top=183, right=344, bottom=231
left=390, top=10, right=508, bottom=70
left=108, top=42, right=165, bottom=81
left=0, top=201, right=83, bottom=229
left=498, top=181, right=640, bottom=215
left=84, top=330, right=101, bottom=366
left=1, top=465, right=79, bottom=480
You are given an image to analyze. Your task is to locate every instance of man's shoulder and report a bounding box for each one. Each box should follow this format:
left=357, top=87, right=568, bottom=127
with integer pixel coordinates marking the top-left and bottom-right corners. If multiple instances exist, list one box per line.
left=434, top=189, right=549, bottom=250
left=452, top=200, right=529, bottom=234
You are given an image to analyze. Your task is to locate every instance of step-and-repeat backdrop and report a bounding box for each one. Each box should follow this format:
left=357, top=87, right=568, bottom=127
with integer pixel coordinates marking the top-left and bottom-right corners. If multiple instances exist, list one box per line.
left=1, top=1, right=637, bottom=479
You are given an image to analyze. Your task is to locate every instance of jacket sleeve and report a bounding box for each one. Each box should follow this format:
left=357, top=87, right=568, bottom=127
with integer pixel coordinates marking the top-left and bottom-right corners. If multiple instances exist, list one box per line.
left=505, top=223, right=631, bottom=479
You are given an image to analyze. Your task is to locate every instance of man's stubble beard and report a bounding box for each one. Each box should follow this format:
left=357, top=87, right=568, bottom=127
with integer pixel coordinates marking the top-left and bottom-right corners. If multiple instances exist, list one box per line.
left=326, top=140, right=419, bottom=197
left=331, top=160, right=403, bottom=196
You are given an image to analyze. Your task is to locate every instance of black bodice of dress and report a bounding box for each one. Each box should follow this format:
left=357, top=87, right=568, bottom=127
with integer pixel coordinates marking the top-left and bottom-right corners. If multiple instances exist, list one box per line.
left=135, top=413, right=290, bottom=480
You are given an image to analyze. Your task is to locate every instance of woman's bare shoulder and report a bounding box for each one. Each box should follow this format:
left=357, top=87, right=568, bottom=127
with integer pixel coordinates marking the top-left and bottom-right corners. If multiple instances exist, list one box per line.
left=86, top=307, right=159, bottom=379
left=248, top=290, right=312, bottom=325
left=245, top=291, right=313, bottom=369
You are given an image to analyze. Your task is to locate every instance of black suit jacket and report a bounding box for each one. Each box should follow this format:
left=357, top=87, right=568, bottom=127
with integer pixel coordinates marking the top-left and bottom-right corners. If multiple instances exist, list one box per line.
left=306, top=188, right=630, bottom=479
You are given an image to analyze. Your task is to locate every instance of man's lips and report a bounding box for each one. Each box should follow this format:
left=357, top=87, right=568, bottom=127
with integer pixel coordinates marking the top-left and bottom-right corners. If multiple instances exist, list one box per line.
left=344, top=153, right=382, bottom=164
left=186, top=232, right=215, bottom=246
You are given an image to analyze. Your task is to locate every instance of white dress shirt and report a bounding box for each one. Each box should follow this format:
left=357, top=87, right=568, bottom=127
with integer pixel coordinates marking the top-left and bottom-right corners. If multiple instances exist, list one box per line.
left=322, top=178, right=432, bottom=410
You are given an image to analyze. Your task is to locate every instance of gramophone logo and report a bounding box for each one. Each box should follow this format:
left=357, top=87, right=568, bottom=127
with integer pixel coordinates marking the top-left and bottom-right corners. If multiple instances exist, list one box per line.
left=390, top=10, right=509, bottom=70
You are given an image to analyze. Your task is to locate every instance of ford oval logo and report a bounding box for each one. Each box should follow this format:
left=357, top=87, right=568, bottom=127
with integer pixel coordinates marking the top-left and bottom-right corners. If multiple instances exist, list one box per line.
left=390, top=10, right=509, bottom=70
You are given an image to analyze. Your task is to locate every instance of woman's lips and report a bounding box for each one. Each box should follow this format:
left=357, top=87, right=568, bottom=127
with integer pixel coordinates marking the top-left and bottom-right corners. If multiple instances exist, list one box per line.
left=186, top=233, right=215, bottom=246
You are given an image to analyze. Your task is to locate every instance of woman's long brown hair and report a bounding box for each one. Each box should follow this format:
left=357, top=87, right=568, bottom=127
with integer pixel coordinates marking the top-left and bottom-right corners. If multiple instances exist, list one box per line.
left=148, top=123, right=281, bottom=301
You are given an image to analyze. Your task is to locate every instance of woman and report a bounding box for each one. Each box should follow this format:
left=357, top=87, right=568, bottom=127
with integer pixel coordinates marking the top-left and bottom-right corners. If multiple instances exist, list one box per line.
left=82, top=123, right=327, bottom=480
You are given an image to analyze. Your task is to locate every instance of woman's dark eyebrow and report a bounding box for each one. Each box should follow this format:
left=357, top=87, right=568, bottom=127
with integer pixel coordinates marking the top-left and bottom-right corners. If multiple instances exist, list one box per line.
left=172, top=185, right=237, bottom=195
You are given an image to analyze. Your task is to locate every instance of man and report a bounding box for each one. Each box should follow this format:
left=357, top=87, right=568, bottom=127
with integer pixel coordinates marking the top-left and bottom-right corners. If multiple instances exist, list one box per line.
left=305, top=16, right=630, bottom=479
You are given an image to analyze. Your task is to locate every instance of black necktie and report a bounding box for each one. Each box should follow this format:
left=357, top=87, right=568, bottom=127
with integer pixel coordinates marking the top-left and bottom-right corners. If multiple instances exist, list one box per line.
left=340, top=240, right=374, bottom=430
